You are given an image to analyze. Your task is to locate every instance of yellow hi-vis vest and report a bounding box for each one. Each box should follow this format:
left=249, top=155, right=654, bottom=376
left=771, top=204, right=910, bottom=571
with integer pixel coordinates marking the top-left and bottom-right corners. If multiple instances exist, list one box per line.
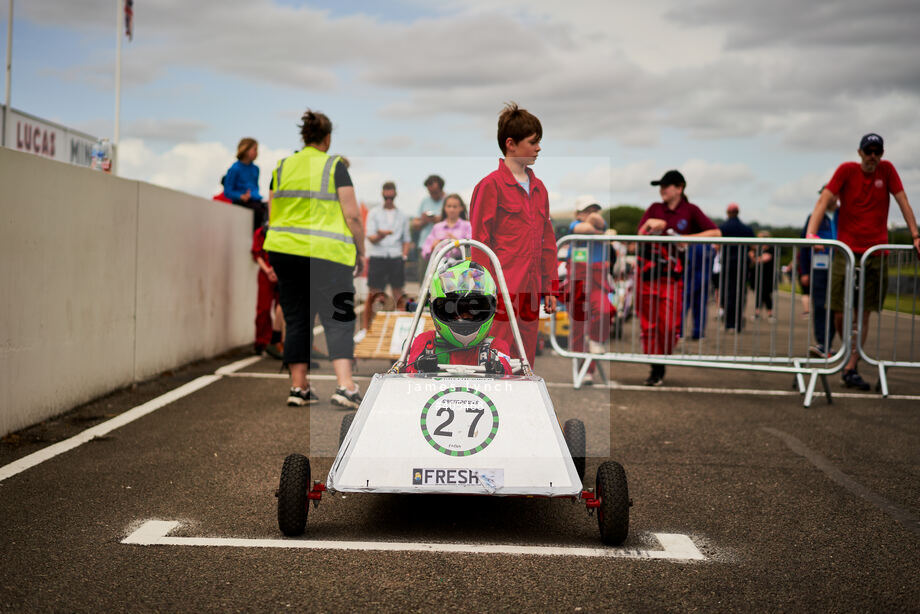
left=263, top=146, right=355, bottom=266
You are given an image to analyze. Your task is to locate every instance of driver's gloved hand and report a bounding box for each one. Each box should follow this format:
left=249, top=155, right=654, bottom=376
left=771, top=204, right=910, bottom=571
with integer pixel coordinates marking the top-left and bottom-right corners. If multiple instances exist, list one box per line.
left=416, top=353, right=440, bottom=373
left=484, top=350, right=505, bottom=375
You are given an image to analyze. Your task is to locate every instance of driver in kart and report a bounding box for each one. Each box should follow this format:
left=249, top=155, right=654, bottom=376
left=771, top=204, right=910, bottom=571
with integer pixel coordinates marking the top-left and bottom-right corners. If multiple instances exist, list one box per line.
left=405, top=261, right=514, bottom=375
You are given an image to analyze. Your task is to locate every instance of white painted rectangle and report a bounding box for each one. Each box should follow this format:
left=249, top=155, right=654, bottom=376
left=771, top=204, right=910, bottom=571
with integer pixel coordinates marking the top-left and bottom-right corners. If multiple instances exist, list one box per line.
left=122, top=520, right=707, bottom=561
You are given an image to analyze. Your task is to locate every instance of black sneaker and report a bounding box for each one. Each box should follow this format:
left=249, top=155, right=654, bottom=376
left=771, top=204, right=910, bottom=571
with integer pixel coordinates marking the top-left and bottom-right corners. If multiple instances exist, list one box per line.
left=841, top=369, right=870, bottom=391
left=331, top=386, right=362, bottom=409
left=287, top=387, right=318, bottom=406
left=644, top=364, right=665, bottom=387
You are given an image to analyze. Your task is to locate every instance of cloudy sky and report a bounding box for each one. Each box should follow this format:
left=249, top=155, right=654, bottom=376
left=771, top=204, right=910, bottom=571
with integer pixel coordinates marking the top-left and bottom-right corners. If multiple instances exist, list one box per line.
left=5, top=0, right=920, bottom=226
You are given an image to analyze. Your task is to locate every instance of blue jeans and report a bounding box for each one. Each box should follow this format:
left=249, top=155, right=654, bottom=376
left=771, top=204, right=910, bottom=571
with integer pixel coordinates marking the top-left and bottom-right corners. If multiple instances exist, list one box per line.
left=684, top=281, right=709, bottom=338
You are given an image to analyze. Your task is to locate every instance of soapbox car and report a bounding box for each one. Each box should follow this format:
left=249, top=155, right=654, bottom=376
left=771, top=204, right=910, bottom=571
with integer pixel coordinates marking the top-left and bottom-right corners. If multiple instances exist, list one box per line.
left=276, top=240, right=630, bottom=545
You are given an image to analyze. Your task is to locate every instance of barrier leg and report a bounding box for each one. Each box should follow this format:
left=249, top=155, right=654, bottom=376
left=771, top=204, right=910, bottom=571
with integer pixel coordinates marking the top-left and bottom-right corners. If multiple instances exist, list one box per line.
left=803, top=371, right=818, bottom=408
left=877, top=363, right=889, bottom=397
left=821, top=374, right=832, bottom=405
left=793, top=359, right=806, bottom=394
left=573, top=357, right=595, bottom=390
left=594, top=360, right=610, bottom=386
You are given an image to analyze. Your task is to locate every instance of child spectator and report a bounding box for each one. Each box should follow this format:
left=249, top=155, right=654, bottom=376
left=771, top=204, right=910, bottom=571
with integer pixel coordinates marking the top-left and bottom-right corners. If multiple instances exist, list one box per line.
left=637, top=170, right=720, bottom=386
left=405, top=261, right=513, bottom=375
left=470, top=103, right=558, bottom=367
left=566, top=195, right=612, bottom=385
left=224, top=137, right=267, bottom=231
left=799, top=189, right=838, bottom=357
left=251, top=222, right=283, bottom=358
left=421, top=193, right=472, bottom=263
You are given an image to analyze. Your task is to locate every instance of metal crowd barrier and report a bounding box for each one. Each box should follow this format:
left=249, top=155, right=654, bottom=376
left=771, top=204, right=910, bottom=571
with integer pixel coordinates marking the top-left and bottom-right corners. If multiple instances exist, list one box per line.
left=551, top=235, right=856, bottom=407
left=857, top=245, right=920, bottom=396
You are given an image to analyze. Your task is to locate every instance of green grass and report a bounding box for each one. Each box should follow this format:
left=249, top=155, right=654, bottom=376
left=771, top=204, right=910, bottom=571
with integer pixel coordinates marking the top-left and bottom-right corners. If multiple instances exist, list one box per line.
left=776, top=282, right=919, bottom=315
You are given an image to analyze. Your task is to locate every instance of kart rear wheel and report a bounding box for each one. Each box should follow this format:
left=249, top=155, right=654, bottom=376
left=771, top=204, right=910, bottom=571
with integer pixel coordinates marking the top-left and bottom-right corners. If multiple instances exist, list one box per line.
left=277, top=453, right=310, bottom=536
left=596, top=460, right=629, bottom=545
left=563, top=418, right=586, bottom=481
left=339, top=412, right=356, bottom=448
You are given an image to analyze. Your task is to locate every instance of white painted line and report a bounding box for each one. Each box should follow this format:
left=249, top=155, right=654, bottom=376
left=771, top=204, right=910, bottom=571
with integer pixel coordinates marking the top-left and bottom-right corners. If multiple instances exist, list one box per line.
left=226, top=371, right=291, bottom=379
left=228, top=372, right=372, bottom=381
left=122, top=521, right=706, bottom=561
left=215, top=355, right=263, bottom=376
left=221, top=371, right=920, bottom=401
left=0, top=375, right=221, bottom=483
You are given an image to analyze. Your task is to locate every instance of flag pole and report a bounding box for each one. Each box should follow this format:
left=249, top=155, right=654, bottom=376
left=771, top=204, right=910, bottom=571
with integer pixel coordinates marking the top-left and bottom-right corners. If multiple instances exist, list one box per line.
left=113, top=0, right=121, bottom=174
left=3, top=0, right=12, bottom=147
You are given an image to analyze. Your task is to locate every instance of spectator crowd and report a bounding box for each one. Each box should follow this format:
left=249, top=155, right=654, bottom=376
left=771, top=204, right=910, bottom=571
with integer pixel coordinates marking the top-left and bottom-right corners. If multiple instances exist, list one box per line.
left=216, top=107, right=920, bottom=405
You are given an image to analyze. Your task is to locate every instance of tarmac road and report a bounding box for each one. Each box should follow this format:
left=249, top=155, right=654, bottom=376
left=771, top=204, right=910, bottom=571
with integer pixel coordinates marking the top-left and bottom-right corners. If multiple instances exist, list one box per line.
left=2, top=337, right=919, bottom=612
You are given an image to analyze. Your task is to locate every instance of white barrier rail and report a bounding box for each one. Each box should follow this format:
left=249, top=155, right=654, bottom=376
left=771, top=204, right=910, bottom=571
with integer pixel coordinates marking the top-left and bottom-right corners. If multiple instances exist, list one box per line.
left=551, top=235, right=856, bottom=407
left=857, top=245, right=920, bottom=396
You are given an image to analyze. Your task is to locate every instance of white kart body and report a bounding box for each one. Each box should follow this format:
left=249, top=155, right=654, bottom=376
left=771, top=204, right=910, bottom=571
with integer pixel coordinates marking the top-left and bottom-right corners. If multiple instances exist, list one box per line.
left=326, top=372, right=582, bottom=497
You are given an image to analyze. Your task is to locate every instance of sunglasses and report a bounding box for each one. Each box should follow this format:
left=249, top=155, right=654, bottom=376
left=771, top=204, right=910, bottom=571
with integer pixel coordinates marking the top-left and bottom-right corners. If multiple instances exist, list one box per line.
left=383, top=196, right=396, bottom=200
left=863, top=148, right=883, bottom=157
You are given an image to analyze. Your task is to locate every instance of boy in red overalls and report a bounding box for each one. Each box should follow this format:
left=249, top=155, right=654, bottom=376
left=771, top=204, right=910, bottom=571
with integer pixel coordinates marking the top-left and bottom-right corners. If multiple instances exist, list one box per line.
left=470, top=103, right=558, bottom=368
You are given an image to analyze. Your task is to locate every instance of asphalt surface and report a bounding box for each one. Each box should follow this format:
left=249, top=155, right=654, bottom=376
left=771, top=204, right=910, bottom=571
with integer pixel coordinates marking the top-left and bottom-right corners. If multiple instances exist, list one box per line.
left=2, top=314, right=920, bottom=611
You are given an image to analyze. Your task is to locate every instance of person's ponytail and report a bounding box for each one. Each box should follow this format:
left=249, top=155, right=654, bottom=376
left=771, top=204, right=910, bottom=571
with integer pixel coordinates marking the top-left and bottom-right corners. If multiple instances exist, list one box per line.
left=299, top=110, right=332, bottom=145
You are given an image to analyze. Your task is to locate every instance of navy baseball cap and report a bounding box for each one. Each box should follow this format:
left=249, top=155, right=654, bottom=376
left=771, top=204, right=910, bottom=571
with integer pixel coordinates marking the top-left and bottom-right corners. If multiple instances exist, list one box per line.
left=651, top=170, right=686, bottom=187
left=859, top=133, right=884, bottom=151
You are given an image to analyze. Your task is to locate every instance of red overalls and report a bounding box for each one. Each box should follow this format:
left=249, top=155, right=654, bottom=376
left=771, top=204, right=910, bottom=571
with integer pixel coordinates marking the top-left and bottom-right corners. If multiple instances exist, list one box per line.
left=470, top=161, right=558, bottom=367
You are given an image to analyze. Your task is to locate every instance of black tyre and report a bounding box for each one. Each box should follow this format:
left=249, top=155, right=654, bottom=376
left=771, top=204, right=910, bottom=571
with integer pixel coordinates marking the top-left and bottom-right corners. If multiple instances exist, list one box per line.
left=339, top=412, right=356, bottom=449
left=277, top=453, right=310, bottom=536
left=596, top=460, right=629, bottom=546
left=562, top=418, right=586, bottom=481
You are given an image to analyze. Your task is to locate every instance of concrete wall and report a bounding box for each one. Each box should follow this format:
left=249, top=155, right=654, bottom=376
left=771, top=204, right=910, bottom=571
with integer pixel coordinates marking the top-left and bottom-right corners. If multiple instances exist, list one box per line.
left=0, top=148, right=256, bottom=435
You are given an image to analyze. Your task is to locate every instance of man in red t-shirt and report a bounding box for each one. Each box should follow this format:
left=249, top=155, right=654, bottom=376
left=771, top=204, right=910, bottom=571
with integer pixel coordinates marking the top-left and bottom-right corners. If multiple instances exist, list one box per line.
left=807, top=133, right=920, bottom=389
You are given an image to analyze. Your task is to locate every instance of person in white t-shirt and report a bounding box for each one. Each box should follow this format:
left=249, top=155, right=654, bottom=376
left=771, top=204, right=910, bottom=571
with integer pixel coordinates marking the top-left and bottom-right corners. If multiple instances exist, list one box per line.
left=365, top=181, right=411, bottom=329
left=411, top=174, right=446, bottom=280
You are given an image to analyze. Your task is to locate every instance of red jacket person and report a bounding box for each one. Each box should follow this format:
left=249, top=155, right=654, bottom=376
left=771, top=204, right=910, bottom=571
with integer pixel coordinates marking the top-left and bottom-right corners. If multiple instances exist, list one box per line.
left=470, top=103, right=558, bottom=367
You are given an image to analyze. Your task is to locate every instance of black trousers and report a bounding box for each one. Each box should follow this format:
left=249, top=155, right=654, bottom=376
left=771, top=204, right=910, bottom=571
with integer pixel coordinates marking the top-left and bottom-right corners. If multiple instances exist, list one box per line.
left=268, top=252, right=356, bottom=364
left=232, top=199, right=267, bottom=232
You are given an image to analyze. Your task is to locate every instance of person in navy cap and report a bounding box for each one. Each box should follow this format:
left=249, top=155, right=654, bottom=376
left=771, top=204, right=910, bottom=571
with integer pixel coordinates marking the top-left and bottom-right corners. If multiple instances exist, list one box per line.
left=636, top=170, right=720, bottom=386
left=807, top=133, right=920, bottom=390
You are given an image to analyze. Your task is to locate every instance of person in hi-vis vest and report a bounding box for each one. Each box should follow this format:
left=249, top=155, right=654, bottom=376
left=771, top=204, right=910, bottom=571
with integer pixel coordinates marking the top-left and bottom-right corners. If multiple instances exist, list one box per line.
left=265, top=110, right=366, bottom=409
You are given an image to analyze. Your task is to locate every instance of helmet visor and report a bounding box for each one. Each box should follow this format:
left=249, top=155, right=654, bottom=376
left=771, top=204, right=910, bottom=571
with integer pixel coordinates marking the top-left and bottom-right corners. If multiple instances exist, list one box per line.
left=432, top=295, right=496, bottom=324
left=437, top=267, right=489, bottom=294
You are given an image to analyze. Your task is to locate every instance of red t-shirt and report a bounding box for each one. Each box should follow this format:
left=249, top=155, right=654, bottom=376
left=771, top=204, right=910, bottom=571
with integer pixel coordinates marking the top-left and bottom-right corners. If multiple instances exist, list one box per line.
left=827, top=160, right=903, bottom=254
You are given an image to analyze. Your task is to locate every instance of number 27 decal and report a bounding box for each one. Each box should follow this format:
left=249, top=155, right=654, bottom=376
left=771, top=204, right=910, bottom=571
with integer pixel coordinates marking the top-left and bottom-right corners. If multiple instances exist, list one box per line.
left=433, top=407, right=485, bottom=437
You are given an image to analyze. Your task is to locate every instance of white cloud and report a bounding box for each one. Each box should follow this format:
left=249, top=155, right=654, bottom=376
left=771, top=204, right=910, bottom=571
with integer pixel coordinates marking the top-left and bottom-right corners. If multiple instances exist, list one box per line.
left=117, top=139, right=290, bottom=200
left=22, top=0, right=920, bottom=152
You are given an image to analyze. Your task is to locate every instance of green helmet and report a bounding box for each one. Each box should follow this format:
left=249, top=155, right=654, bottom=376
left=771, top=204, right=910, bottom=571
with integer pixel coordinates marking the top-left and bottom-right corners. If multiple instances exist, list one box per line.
left=429, top=261, right=497, bottom=348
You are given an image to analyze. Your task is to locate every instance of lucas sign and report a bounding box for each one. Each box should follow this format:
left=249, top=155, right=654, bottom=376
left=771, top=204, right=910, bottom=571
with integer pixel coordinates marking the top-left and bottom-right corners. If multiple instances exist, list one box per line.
left=2, top=105, right=100, bottom=169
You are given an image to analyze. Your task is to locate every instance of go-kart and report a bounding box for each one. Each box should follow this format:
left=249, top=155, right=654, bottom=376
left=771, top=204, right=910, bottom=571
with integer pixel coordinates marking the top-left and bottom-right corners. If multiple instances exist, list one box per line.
left=276, top=240, right=630, bottom=545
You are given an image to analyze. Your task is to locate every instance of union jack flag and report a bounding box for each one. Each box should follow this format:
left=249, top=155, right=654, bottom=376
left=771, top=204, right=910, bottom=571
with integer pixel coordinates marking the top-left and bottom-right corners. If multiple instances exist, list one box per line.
left=125, top=0, right=134, bottom=41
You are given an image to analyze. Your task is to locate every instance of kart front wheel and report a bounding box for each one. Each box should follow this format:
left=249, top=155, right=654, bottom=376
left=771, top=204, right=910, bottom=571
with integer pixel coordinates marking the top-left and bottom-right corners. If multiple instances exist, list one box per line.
left=596, top=460, right=629, bottom=545
left=277, top=453, right=311, bottom=536
left=563, top=418, right=586, bottom=481
left=339, top=412, right=356, bottom=449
